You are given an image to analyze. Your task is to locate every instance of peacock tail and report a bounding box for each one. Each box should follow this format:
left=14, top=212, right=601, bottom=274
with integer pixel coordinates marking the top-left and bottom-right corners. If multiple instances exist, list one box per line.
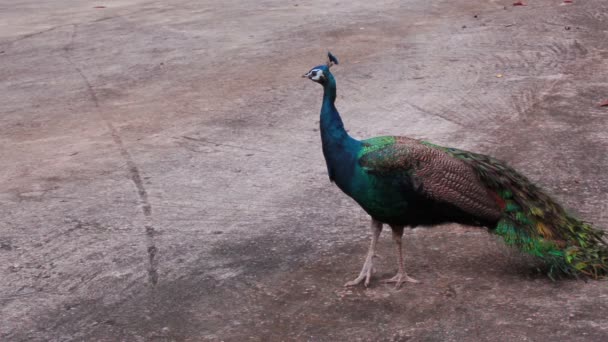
left=424, top=142, right=608, bottom=279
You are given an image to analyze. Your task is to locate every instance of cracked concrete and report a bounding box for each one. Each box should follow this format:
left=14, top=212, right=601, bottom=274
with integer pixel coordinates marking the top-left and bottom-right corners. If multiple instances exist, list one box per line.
left=1, top=0, right=608, bottom=341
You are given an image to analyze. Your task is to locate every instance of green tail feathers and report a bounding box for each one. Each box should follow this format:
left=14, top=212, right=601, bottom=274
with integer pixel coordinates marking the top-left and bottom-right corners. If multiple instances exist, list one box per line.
left=427, top=142, right=608, bottom=279
left=489, top=170, right=608, bottom=279
left=495, top=213, right=608, bottom=280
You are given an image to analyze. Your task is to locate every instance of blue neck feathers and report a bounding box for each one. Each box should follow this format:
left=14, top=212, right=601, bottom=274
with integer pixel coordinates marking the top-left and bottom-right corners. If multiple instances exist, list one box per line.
left=319, top=72, right=360, bottom=186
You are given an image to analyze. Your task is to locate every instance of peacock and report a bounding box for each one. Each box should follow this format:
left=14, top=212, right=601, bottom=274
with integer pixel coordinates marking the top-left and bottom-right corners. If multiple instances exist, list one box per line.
left=303, top=52, right=608, bottom=288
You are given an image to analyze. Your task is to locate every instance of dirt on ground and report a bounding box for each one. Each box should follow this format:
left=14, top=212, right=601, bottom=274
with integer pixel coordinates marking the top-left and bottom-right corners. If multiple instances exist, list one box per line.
left=1, top=0, right=608, bottom=341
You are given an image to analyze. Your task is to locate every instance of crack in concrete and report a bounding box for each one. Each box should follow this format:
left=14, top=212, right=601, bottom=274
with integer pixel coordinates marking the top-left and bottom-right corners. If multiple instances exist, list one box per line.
left=404, top=100, right=465, bottom=127
left=62, top=24, right=158, bottom=286
left=0, top=23, right=74, bottom=49
left=181, top=135, right=272, bottom=154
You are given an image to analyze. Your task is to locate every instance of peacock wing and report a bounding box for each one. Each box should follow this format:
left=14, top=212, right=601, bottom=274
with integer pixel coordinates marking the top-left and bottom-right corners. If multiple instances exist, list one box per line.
left=359, top=137, right=502, bottom=222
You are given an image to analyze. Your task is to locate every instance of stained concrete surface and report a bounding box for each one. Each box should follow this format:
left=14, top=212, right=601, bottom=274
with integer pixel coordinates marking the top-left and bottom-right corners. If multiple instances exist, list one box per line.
left=1, top=0, right=608, bottom=341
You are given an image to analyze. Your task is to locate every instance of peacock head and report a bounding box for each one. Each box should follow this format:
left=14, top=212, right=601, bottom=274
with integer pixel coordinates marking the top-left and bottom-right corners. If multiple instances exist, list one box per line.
left=303, top=52, right=339, bottom=85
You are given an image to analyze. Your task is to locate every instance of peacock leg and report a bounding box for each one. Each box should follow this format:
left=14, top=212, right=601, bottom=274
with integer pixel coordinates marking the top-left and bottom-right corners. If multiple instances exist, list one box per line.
left=344, top=219, right=383, bottom=287
left=382, top=226, right=419, bottom=288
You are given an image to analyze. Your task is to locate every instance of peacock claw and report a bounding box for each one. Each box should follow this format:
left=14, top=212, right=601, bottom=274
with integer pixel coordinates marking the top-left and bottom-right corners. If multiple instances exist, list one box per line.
left=344, top=255, right=375, bottom=287
left=381, top=272, right=419, bottom=289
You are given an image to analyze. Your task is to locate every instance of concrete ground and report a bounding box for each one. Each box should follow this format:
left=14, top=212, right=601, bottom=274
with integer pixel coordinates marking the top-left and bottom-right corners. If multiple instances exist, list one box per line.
left=1, top=0, right=608, bottom=340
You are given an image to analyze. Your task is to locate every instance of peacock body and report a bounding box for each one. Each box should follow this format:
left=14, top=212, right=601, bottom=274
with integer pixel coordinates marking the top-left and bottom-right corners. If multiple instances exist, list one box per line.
left=304, top=53, right=607, bottom=286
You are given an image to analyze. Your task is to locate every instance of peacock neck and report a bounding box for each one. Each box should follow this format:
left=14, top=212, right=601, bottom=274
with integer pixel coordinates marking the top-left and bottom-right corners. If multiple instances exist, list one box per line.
left=319, top=73, right=360, bottom=186
left=320, top=75, right=357, bottom=146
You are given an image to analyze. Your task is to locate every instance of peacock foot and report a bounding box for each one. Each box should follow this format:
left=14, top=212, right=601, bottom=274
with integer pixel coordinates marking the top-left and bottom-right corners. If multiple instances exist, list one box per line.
left=344, top=255, right=376, bottom=287
left=381, top=272, right=419, bottom=289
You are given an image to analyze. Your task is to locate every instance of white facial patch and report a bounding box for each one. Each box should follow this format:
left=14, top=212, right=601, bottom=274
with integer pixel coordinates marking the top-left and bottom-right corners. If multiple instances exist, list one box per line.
left=308, top=69, right=324, bottom=81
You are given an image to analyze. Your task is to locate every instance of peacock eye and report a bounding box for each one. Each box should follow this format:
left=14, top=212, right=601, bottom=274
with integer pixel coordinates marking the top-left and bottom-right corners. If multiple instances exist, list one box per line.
left=312, top=71, right=317, bottom=76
